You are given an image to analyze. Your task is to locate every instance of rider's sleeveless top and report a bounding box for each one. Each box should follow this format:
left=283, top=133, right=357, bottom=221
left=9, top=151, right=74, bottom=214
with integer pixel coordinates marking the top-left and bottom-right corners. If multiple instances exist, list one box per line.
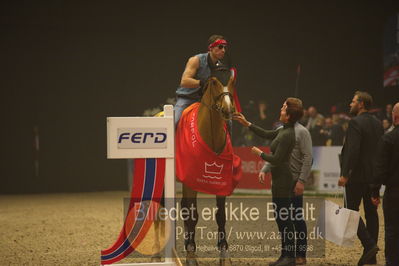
left=176, top=53, right=210, bottom=97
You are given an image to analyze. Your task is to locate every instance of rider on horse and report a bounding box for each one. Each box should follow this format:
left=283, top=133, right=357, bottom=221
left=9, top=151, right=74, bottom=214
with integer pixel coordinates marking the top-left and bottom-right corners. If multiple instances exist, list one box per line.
left=174, top=35, right=241, bottom=266
left=175, top=34, right=230, bottom=126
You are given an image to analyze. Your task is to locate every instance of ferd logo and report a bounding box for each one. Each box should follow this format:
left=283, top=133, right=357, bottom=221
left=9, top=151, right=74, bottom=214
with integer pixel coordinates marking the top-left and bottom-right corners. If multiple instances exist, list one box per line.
left=117, top=128, right=167, bottom=149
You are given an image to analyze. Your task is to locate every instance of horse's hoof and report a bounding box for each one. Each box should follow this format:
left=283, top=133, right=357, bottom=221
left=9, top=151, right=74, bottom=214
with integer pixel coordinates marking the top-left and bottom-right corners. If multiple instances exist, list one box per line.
left=185, top=251, right=199, bottom=266
left=219, top=246, right=232, bottom=266
left=185, top=241, right=196, bottom=252
left=217, top=239, right=228, bottom=251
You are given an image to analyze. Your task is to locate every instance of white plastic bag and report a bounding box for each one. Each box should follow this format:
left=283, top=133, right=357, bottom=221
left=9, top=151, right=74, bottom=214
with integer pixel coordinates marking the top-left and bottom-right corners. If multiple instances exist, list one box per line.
left=319, top=192, right=360, bottom=246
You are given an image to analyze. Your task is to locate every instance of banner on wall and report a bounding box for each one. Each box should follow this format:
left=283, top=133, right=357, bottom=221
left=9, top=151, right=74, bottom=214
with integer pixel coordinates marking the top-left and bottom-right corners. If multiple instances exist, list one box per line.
left=383, top=13, right=399, bottom=87
left=233, top=146, right=271, bottom=190
left=308, top=146, right=341, bottom=191
left=233, top=146, right=342, bottom=192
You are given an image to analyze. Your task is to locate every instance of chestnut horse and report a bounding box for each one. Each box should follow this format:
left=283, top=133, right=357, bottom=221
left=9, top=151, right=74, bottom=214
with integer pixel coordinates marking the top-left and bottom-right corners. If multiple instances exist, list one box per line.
left=177, top=63, right=238, bottom=266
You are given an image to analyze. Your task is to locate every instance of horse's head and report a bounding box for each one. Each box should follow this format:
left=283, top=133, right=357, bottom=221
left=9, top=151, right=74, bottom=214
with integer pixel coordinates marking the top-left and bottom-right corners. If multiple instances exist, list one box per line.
left=202, top=63, right=236, bottom=120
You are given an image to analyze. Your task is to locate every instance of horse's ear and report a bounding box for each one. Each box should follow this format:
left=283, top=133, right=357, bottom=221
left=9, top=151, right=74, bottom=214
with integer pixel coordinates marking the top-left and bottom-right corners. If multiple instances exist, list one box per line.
left=227, top=68, right=237, bottom=89
left=227, top=75, right=236, bottom=90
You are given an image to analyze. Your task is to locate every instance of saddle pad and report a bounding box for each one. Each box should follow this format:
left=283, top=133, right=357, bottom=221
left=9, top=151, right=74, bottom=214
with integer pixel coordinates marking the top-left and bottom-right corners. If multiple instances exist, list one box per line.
left=176, top=103, right=242, bottom=196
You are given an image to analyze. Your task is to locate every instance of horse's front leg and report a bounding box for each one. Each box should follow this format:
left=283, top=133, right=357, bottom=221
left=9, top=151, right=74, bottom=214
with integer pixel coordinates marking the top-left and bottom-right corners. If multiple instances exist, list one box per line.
left=216, top=196, right=232, bottom=266
left=181, top=184, right=199, bottom=266
left=216, top=196, right=228, bottom=250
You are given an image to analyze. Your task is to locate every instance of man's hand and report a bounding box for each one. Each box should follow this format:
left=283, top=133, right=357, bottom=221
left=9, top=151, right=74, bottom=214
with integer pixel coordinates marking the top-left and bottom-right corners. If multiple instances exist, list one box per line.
left=251, top=146, right=263, bottom=156
left=371, top=197, right=380, bottom=207
left=233, top=112, right=251, bottom=127
left=259, top=172, right=265, bottom=184
left=338, top=176, right=348, bottom=187
left=294, top=181, right=305, bottom=196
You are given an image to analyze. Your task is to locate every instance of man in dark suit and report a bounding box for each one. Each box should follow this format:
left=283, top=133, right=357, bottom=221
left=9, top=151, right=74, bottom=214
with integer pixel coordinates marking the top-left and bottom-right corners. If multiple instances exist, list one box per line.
left=371, top=102, right=399, bottom=266
left=338, top=91, right=383, bottom=266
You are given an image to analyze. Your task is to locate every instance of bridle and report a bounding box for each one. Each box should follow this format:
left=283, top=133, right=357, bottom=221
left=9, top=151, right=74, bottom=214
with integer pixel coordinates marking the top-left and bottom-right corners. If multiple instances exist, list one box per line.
left=202, top=79, right=235, bottom=120
left=212, top=91, right=234, bottom=113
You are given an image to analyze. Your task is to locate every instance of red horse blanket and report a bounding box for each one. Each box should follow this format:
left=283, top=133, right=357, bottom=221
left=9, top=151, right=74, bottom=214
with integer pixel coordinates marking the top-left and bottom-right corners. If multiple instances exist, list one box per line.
left=176, top=103, right=242, bottom=196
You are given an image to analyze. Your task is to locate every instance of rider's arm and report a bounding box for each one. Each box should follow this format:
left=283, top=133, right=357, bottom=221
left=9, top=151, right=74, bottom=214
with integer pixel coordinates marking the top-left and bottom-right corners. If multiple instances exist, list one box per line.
left=180, top=56, right=201, bottom=88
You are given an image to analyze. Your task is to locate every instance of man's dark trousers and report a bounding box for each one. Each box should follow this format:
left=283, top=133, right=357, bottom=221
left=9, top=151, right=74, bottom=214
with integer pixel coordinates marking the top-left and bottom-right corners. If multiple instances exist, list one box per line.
left=341, top=112, right=383, bottom=262
left=345, top=183, right=379, bottom=251
left=291, top=194, right=307, bottom=258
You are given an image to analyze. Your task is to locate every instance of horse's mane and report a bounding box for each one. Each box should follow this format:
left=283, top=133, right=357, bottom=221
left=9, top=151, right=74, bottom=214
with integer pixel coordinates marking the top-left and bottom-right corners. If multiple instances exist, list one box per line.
left=207, top=54, right=231, bottom=86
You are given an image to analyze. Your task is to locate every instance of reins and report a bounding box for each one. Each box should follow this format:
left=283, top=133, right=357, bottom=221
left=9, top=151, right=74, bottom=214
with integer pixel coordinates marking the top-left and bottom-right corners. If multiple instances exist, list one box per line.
left=202, top=79, right=234, bottom=118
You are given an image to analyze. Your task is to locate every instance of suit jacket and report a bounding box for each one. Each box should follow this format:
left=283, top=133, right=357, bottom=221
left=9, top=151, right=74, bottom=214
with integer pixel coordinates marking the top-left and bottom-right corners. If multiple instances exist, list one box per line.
left=371, top=126, right=399, bottom=196
left=340, top=112, right=383, bottom=184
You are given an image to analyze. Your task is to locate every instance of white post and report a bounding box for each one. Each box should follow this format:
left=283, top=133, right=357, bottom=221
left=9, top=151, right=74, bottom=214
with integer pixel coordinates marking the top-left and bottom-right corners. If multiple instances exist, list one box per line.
left=105, top=105, right=176, bottom=266
left=163, top=105, right=175, bottom=264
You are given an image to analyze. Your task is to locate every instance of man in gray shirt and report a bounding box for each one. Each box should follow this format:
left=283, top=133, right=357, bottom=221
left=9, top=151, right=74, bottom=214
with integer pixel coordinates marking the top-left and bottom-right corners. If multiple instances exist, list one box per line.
left=259, top=122, right=313, bottom=265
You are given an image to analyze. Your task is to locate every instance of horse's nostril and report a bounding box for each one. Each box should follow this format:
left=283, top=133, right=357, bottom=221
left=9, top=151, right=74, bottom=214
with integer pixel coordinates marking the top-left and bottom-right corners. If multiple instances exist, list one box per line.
left=221, top=109, right=233, bottom=120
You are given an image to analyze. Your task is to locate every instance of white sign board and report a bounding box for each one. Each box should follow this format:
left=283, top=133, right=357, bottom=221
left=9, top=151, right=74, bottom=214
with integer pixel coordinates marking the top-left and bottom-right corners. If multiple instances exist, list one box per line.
left=311, top=146, right=342, bottom=191
left=107, top=105, right=174, bottom=159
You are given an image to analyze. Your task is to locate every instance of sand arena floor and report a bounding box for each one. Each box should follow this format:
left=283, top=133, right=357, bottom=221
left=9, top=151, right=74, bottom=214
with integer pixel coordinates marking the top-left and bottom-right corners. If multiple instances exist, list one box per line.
left=0, top=191, right=386, bottom=265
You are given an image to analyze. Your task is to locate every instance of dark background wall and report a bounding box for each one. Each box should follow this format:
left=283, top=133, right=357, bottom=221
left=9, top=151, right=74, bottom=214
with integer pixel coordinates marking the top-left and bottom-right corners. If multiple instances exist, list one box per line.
left=1, top=1, right=398, bottom=193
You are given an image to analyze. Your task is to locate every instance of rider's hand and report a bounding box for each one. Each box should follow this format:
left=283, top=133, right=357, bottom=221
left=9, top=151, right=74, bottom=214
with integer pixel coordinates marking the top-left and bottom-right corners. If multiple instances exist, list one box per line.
left=233, top=112, right=251, bottom=127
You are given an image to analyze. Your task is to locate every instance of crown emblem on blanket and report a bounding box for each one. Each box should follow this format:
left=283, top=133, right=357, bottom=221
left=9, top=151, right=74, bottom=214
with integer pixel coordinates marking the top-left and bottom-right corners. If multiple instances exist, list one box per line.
left=204, top=162, right=224, bottom=175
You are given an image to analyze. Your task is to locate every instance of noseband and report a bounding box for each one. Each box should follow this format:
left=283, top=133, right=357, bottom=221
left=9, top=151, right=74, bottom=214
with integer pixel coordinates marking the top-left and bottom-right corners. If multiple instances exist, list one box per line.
left=212, top=91, right=234, bottom=113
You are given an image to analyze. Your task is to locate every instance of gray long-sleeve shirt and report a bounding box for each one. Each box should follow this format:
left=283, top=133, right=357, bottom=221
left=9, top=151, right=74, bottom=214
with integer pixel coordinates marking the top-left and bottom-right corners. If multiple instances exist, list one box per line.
left=261, top=122, right=313, bottom=183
